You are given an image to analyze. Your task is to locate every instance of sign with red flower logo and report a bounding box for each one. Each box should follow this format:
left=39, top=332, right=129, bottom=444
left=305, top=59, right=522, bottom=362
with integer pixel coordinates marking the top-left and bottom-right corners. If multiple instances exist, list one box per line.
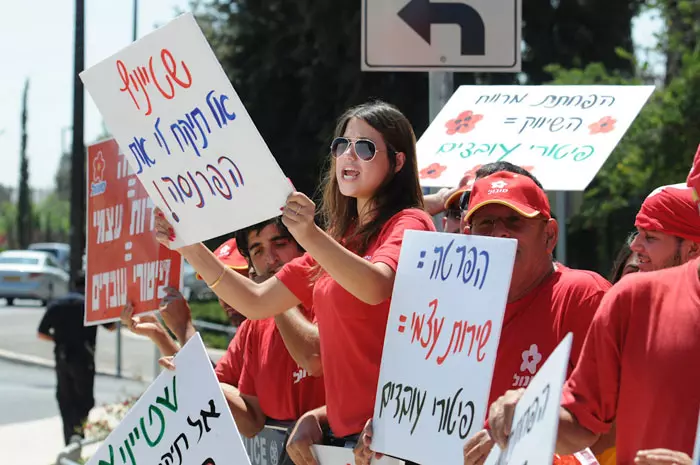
left=86, top=138, right=183, bottom=325
left=416, top=85, right=654, bottom=191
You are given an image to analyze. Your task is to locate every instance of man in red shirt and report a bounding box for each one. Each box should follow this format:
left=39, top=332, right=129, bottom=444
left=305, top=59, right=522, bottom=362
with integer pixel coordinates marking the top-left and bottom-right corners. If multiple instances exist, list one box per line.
left=355, top=162, right=610, bottom=465
left=122, top=217, right=325, bottom=440
left=630, top=183, right=700, bottom=272
left=484, top=149, right=700, bottom=465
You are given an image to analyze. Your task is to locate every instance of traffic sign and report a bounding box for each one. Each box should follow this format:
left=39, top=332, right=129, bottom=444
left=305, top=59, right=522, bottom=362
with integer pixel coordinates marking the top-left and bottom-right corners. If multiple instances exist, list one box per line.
left=361, top=0, right=522, bottom=72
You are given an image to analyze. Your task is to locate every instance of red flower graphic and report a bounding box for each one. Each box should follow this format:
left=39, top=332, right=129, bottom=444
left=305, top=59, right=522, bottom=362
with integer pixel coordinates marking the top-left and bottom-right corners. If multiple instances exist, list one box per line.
left=420, top=163, right=448, bottom=179
left=520, top=165, right=535, bottom=173
left=445, top=111, right=484, bottom=135
left=93, top=151, right=106, bottom=182
left=589, top=116, right=616, bottom=135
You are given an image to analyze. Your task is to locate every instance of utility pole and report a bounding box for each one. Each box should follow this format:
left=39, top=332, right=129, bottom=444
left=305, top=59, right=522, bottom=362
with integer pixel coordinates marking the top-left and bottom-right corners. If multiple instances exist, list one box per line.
left=117, top=0, right=140, bottom=379
left=69, top=0, right=85, bottom=291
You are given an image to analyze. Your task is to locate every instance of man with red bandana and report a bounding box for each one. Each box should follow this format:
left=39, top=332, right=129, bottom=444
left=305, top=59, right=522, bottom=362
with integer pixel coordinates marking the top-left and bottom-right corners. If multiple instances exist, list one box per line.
left=484, top=147, right=700, bottom=465
left=631, top=183, right=700, bottom=272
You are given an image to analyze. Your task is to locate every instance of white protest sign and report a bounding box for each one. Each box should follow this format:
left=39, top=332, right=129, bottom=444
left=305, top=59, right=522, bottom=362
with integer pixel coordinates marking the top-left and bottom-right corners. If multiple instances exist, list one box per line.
left=87, top=333, right=250, bottom=465
left=483, top=333, right=573, bottom=465
left=312, top=445, right=404, bottom=465
left=416, top=85, right=655, bottom=191
left=80, top=13, right=292, bottom=248
left=372, top=230, right=516, bottom=465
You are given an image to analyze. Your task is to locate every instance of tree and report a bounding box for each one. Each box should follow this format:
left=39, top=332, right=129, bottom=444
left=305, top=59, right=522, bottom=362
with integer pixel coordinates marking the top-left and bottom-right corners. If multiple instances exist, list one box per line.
left=16, top=79, right=31, bottom=249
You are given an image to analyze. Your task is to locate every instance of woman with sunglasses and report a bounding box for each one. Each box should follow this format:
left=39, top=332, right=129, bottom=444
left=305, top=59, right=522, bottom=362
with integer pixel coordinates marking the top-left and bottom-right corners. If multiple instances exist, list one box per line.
left=153, top=100, right=435, bottom=465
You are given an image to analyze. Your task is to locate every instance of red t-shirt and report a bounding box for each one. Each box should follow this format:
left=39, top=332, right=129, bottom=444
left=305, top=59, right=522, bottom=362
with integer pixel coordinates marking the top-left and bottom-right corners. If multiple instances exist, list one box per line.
left=215, top=320, right=252, bottom=387
left=561, top=258, right=700, bottom=465
left=487, top=264, right=610, bottom=408
left=276, top=208, right=436, bottom=437
left=238, top=307, right=326, bottom=421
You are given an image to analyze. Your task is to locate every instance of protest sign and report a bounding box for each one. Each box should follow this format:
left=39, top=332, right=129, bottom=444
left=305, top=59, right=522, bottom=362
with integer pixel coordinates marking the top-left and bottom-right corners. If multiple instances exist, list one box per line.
left=371, top=230, right=516, bottom=465
left=241, top=424, right=289, bottom=465
left=86, top=138, right=183, bottom=325
left=80, top=13, right=293, bottom=248
left=483, top=334, right=573, bottom=465
left=416, top=85, right=655, bottom=191
left=312, top=445, right=404, bottom=465
left=87, top=333, right=250, bottom=465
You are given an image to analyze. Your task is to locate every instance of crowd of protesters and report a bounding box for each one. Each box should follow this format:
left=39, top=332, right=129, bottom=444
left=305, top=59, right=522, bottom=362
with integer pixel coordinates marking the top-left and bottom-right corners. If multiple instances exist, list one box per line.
left=120, top=100, right=700, bottom=465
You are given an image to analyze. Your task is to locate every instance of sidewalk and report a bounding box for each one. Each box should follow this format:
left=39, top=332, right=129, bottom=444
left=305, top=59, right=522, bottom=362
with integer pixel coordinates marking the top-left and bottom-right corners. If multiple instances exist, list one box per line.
left=0, top=404, right=127, bottom=465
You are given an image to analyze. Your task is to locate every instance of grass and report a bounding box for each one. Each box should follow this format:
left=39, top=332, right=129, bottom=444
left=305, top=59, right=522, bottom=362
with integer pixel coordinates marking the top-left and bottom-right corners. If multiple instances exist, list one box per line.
left=189, top=299, right=234, bottom=350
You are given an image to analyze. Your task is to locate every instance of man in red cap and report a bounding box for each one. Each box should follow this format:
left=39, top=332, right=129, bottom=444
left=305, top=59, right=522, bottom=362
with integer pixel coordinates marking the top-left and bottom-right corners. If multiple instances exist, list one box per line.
left=631, top=183, right=700, bottom=272
left=195, top=236, right=251, bottom=327
left=483, top=151, right=700, bottom=465
left=356, top=162, right=610, bottom=465
left=441, top=176, right=474, bottom=233
left=424, top=176, right=474, bottom=233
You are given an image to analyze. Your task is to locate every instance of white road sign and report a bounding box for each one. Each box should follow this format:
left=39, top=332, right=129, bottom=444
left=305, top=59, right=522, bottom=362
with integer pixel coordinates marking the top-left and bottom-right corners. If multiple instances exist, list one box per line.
left=361, top=0, right=522, bottom=72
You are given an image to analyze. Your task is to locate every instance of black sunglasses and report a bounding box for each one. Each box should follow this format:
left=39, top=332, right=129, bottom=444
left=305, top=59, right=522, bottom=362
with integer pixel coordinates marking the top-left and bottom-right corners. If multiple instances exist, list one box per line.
left=459, top=190, right=471, bottom=211
left=330, top=137, right=395, bottom=162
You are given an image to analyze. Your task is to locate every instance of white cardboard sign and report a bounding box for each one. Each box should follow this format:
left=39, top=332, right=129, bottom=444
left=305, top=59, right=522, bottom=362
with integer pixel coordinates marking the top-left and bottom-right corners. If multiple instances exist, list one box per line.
left=86, top=333, right=251, bottom=465
left=312, top=445, right=404, bottom=465
left=483, top=333, right=573, bottom=465
left=371, top=230, right=517, bottom=465
left=80, top=13, right=292, bottom=247
left=416, top=85, right=655, bottom=191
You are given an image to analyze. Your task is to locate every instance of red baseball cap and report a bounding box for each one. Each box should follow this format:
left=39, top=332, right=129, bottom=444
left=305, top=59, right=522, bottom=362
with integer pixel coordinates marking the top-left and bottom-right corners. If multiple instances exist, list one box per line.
left=464, top=171, right=551, bottom=223
left=196, top=238, right=248, bottom=280
left=444, top=175, right=476, bottom=210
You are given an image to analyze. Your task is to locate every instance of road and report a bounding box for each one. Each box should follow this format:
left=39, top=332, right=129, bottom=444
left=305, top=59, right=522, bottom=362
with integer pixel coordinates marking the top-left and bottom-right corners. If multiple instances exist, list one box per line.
left=0, top=358, right=146, bottom=426
left=0, top=300, right=163, bottom=381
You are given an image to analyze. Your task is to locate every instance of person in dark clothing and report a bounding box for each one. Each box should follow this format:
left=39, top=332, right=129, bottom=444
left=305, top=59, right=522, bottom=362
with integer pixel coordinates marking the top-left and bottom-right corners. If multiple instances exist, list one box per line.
left=37, top=272, right=115, bottom=444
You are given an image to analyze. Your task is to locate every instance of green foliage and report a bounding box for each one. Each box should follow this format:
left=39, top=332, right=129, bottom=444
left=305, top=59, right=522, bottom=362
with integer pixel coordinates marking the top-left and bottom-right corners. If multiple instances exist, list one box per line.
left=17, top=79, right=31, bottom=249
left=189, top=300, right=232, bottom=350
left=546, top=34, right=700, bottom=271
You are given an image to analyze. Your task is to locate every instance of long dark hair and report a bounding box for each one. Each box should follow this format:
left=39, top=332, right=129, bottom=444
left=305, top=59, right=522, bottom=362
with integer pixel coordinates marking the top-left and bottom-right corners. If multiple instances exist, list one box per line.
left=318, top=100, right=424, bottom=255
left=609, top=232, right=639, bottom=283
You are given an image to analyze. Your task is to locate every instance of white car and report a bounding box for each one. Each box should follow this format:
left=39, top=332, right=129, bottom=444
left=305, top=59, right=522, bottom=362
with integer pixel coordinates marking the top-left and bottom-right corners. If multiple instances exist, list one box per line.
left=0, top=250, right=70, bottom=306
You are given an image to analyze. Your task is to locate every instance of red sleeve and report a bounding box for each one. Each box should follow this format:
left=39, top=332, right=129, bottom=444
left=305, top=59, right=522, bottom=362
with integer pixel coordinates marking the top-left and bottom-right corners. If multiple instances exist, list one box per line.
left=561, top=282, right=631, bottom=435
left=558, top=273, right=610, bottom=369
left=238, top=324, right=259, bottom=397
left=371, top=209, right=437, bottom=271
left=275, top=253, right=316, bottom=309
left=215, top=320, right=250, bottom=386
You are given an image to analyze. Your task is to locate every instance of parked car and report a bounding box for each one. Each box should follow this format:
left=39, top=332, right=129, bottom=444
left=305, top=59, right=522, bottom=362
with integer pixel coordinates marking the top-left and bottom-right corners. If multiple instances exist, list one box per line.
left=28, top=242, right=71, bottom=271
left=182, top=260, right=215, bottom=301
left=0, top=250, right=70, bottom=306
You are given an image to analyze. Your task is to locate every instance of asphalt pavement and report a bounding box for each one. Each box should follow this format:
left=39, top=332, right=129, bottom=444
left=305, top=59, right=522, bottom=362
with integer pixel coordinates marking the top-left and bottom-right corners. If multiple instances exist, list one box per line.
left=0, top=357, right=146, bottom=426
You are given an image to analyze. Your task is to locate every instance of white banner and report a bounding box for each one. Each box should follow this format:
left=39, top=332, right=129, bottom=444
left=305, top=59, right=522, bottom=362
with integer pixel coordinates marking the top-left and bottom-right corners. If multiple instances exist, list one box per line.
left=372, top=230, right=516, bottom=465
left=483, top=333, right=573, bottom=465
left=87, top=333, right=251, bottom=465
left=80, top=13, right=292, bottom=247
left=417, top=85, right=654, bottom=191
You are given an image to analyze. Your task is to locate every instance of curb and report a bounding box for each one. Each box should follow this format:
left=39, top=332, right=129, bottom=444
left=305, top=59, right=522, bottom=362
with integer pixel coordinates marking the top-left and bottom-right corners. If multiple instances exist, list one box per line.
left=0, top=347, right=228, bottom=379
left=0, top=348, right=145, bottom=381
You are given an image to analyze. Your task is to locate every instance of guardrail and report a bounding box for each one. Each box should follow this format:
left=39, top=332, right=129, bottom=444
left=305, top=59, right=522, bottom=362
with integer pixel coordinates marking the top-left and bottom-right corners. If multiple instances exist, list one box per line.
left=192, top=318, right=237, bottom=337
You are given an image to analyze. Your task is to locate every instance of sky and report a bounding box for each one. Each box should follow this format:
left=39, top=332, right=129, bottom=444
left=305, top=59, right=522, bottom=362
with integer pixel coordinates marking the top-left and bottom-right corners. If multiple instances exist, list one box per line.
left=0, top=2, right=663, bottom=190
